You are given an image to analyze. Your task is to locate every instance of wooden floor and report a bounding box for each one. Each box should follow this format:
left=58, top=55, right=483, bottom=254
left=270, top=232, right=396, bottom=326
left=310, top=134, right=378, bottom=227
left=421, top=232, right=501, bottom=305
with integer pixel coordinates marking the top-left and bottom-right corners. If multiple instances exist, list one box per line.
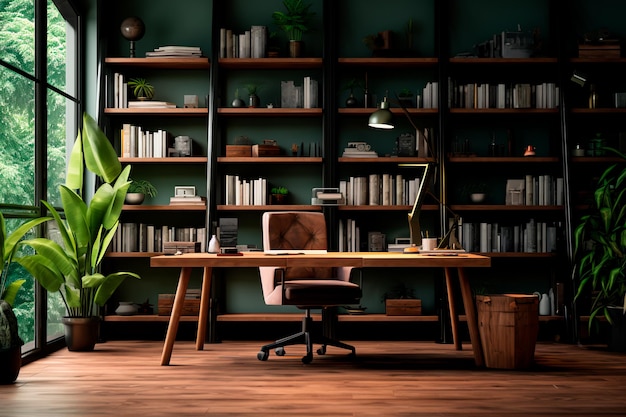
left=3, top=339, right=626, bottom=416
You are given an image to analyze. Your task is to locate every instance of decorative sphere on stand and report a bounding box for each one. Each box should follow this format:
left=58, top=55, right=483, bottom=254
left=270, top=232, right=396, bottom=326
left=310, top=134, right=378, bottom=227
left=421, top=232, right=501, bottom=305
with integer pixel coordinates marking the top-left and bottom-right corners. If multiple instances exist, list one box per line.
left=120, top=16, right=145, bottom=57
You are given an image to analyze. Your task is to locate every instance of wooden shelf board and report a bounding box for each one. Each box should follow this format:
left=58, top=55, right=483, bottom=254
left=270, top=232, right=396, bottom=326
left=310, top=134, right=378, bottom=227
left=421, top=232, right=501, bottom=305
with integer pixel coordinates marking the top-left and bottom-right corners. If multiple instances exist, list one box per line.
left=570, top=57, right=626, bottom=64
left=216, top=313, right=439, bottom=322
left=338, top=108, right=438, bottom=116
left=105, top=108, right=208, bottom=116
left=450, top=108, right=558, bottom=114
left=105, top=252, right=161, bottom=258
left=337, top=204, right=439, bottom=211
left=104, top=314, right=198, bottom=322
left=218, top=108, right=322, bottom=117
left=450, top=204, right=563, bottom=211
left=571, top=108, right=626, bottom=114
left=448, top=156, right=559, bottom=163
left=219, top=57, right=322, bottom=69
left=449, top=57, right=558, bottom=64
left=217, top=205, right=322, bottom=211
left=571, top=156, right=626, bottom=163
left=217, top=156, right=322, bottom=163
left=338, top=57, right=438, bottom=67
left=122, top=204, right=206, bottom=211
left=120, top=157, right=207, bottom=163
left=338, top=157, right=435, bottom=163
left=104, top=57, right=210, bottom=69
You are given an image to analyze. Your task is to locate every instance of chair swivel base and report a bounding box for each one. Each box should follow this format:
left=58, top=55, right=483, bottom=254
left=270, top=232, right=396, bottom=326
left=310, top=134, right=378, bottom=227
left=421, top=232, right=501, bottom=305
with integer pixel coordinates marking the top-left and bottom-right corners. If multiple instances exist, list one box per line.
left=257, top=313, right=356, bottom=364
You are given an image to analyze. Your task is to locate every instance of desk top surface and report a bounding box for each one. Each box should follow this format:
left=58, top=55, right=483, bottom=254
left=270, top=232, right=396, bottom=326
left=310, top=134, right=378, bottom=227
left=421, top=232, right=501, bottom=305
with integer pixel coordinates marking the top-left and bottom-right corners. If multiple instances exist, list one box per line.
left=150, top=251, right=491, bottom=268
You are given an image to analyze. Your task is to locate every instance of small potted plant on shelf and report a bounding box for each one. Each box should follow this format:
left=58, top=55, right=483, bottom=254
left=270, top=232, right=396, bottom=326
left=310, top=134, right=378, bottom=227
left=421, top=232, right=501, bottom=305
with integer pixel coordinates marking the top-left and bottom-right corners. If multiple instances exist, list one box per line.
left=270, top=186, right=289, bottom=204
left=125, top=178, right=158, bottom=205
left=397, top=88, right=414, bottom=108
left=128, top=77, right=155, bottom=100
left=573, top=146, right=626, bottom=351
left=244, top=83, right=262, bottom=108
left=17, top=113, right=140, bottom=352
left=272, top=0, right=315, bottom=58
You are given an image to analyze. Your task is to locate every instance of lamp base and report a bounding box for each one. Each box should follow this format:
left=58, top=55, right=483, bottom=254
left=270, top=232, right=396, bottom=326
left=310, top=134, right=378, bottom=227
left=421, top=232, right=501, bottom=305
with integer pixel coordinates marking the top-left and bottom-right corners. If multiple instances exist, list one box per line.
left=403, top=245, right=420, bottom=253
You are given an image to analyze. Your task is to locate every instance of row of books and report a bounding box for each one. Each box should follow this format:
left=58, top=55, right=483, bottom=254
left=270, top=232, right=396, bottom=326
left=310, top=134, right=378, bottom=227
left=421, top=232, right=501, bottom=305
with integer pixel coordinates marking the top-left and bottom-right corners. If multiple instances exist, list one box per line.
left=145, top=45, right=203, bottom=58
left=224, top=175, right=268, bottom=206
left=420, top=81, right=439, bottom=109
left=448, top=80, right=559, bottom=109
left=110, top=223, right=206, bottom=253
left=121, top=123, right=171, bottom=158
left=219, top=26, right=267, bottom=59
left=338, top=218, right=361, bottom=252
left=458, top=218, right=561, bottom=253
left=280, top=79, right=319, bottom=109
left=505, top=175, right=564, bottom=206
left=339, top=174, right=421, bottom=206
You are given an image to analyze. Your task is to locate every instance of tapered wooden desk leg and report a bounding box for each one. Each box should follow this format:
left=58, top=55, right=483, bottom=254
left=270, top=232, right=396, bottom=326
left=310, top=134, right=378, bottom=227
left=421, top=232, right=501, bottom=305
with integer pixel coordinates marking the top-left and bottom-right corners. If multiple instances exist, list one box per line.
left=196, top=267, right=212, bottom=351
left=457, top=267, right=485, bottom=367
left=160, top=267, right=191, bottom=366
left=444, top=267, right=462, bottom=350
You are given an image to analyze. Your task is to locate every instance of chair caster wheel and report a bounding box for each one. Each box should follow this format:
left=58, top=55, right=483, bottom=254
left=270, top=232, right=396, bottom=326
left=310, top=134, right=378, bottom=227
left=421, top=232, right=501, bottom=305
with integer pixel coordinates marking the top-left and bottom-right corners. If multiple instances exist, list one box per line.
left=317, top=346, right=326, bottom=355
left=302, top=353, right=313, bottom=364
left=275, top=347, right=286, bottom=356
left=257, top=350, right=269, bottom=361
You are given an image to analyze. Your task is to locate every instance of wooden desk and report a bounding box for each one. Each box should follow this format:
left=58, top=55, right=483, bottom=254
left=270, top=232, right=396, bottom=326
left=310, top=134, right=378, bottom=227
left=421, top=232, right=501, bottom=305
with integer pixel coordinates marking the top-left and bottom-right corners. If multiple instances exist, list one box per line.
left=150, top=252, right=491, bottom=366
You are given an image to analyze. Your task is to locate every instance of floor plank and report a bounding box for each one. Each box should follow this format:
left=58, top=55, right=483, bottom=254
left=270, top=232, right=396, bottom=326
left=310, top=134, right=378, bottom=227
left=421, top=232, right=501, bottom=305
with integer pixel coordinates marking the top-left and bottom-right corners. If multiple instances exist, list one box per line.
left=3, top=340, right=626, bottom=416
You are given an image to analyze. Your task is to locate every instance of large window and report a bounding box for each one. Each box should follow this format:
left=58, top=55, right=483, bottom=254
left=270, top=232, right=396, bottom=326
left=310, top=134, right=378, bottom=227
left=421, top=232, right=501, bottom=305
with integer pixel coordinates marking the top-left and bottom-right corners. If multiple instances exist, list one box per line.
left=0, top=0, right=81, bottom=356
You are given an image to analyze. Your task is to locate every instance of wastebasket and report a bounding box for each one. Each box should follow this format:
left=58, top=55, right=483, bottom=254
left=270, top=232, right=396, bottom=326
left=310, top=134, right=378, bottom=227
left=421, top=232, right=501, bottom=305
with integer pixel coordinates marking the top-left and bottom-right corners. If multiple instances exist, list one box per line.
left=476, top=294, right=539, bottom=369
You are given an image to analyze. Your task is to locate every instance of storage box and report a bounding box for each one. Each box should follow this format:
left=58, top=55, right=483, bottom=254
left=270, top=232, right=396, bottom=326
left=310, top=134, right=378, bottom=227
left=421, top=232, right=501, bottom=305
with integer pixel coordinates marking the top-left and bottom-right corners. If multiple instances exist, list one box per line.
left=476, top=294, right=539, bottom=369
left=158, top=292, right=201, bottom=316
left=385, top=299, right=422, bottom=316
left=162, top=241, right=200, bottom=255
left=225, top=145, right=252, bottom=157
left=252, top=144, right=280, bottom=157
left=578, top=43, right=621, bottom=59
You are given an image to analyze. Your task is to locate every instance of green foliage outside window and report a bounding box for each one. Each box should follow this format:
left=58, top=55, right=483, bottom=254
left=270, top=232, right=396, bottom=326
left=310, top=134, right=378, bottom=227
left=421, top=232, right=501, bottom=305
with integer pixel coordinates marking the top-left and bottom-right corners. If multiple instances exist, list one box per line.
left=0, top=0, right=71, bottom=346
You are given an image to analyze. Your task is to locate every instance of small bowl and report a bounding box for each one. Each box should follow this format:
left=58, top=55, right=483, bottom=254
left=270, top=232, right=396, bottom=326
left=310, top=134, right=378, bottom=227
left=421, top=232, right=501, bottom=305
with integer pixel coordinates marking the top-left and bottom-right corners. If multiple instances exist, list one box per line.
left=470, top=193, right=486, bottom=203
left=125, top=192, right=145, bottom=205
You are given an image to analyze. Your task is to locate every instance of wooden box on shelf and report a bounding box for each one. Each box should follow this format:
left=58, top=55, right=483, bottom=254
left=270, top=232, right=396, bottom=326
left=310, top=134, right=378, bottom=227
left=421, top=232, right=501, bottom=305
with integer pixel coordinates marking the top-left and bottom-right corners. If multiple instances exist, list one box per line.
left=252, top=144, right=280, bottom=157
left=578, top=42, right=621, bottom=59
left=158, top=290, right=201, bottom=316
left=385, top=299, right=422, bottom=316
left=226, top=145, right=252, bottom=157
left=163, top=241, right=201, bottom=255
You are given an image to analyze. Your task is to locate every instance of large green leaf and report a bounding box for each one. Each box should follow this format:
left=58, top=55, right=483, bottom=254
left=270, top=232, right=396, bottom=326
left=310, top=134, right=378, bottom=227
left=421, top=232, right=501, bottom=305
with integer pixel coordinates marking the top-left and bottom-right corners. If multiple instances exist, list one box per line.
left=1, top=213, right=50, bottom=275
left=81, top=113, right=121, bottom=183
left=18, top=238, right=79, bottom=287
left=16, top=254, right=65, bottom=293
left=93, top=271, right=140, bottom=306
left=88, top=183, right=115, bottom=238
left=65, top=131, right=84, bottom=190
left=59, top=185, right=90, bottom=251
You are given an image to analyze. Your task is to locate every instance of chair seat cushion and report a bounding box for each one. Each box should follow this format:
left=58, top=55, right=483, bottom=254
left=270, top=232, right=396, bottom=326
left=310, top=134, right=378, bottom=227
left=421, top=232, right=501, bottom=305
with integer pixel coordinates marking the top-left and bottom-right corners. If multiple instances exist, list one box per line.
left=266, top=279, right=362, bottom=306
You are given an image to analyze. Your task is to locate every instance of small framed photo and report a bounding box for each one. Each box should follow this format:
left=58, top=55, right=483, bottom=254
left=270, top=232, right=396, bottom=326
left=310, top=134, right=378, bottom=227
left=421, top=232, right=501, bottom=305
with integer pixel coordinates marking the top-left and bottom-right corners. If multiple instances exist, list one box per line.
left=184, top=95, right=199, bottom=108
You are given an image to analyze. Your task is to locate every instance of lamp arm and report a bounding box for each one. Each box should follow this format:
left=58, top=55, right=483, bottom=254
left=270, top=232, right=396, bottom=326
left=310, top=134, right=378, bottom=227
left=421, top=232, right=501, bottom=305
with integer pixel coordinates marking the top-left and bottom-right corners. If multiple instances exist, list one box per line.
left=425, top=190, right=463, bottom=250
left=392, top=92, right=435, bottom=158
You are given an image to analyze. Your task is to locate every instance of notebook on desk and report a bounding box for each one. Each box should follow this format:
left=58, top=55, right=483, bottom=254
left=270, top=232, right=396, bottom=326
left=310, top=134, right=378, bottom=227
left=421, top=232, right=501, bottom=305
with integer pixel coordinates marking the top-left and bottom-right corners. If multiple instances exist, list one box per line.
left=263, top=249, right=328, bottom=255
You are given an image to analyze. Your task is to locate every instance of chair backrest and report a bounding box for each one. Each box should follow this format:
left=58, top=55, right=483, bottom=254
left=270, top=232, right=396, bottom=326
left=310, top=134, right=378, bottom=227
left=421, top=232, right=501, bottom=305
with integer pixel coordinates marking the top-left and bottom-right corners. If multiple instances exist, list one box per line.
left=262, top=211, right=333, bottom=279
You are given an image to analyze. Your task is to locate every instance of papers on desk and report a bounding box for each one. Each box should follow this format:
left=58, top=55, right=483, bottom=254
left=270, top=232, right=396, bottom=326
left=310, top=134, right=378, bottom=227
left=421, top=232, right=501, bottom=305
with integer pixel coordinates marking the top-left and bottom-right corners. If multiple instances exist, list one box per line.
left=263, top=249, right=328, bottom=255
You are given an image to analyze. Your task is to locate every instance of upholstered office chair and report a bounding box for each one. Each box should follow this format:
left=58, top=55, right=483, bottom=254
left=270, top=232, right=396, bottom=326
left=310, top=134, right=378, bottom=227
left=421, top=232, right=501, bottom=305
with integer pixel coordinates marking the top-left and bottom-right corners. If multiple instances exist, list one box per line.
left=257, top=211, right=362, bottom=364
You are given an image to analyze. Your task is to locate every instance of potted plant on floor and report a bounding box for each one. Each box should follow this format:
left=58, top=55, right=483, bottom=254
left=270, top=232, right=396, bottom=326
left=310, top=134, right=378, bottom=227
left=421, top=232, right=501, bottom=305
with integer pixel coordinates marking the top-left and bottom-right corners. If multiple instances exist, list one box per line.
left=573, top=147, right=626, bottom=351
left=17, top=113, right=140, bottom=351
left=0, top=213, right=50, bottom=383
left=125, top=178, right=158, bottom=205
left=272, top=0, right=315, bottom=58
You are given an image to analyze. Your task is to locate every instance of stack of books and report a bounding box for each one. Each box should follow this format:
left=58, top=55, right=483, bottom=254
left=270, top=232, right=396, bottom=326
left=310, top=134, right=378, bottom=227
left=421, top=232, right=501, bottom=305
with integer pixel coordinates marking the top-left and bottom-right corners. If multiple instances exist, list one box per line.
left=342, top=147, right=378, bottom=158
left=146, top=45, right=203, bottom=58
left=128, top=100, right=176, bottom=109
left=169, top=195, right=206, bottom=205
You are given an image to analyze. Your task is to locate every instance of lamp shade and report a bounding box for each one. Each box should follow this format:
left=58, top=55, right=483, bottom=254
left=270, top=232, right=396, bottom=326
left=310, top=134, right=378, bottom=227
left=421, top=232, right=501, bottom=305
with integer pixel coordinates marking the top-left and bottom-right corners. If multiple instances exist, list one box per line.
left=368, top=97, right=394, bottom=129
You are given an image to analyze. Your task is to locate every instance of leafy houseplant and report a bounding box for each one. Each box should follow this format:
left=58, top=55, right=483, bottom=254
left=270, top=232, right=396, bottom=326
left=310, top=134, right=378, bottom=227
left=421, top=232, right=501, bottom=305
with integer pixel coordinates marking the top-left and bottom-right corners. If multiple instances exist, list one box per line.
left=128, top=77, right=155, bottom=100
left=125, top=178, right=157, bottom=205
left=1, top=213, right=49, bottom=383
left=574, top=147, right=626, bottom=337
left=272, top=0, right=315, bottom=41
left=17, top=113, right=140, bottom=351
left=270, top=186, right=288, bottom=204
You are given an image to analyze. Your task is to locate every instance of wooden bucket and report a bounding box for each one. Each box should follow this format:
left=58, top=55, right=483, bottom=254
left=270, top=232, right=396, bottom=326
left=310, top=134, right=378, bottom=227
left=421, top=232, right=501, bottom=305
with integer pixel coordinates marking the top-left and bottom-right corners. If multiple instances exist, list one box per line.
left=476, top=294, right=539, bottom=369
